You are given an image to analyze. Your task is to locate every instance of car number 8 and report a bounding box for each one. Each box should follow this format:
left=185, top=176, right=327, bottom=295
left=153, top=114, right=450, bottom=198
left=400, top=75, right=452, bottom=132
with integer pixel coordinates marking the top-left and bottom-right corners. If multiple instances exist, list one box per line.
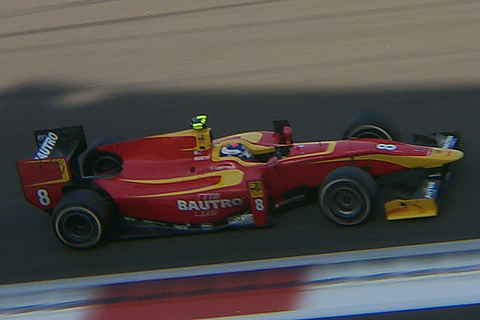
left=255, top=199, right=264, bottom=211
left=376, top=143, right=397, bottom=151
left=37, top=189, right=51, bottom=206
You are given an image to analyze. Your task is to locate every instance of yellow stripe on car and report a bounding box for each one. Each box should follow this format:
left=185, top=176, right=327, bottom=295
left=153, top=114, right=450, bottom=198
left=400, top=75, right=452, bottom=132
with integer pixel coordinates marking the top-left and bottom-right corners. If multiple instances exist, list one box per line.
left=121, top=170, right=244, bottom=198
left=27, top=158, right=71, bottom=187
left=310, top=148, right=463, bottom=169
left=354, top=148, right=463, bottom=169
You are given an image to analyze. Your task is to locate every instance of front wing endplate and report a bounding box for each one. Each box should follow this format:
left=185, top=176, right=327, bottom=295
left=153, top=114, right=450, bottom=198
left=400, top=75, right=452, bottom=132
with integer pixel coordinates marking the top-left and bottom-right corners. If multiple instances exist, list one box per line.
left=385, top=198, right=438, bottom=220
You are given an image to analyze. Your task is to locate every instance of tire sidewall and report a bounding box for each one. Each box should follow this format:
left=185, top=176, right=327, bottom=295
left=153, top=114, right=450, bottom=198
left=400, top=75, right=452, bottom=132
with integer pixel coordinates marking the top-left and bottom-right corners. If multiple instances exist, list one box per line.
left=53, top=190, right=110, bottom=249
left=345, top=124, right=395, bottom=140
left=54, top=206, right=103, bottom=249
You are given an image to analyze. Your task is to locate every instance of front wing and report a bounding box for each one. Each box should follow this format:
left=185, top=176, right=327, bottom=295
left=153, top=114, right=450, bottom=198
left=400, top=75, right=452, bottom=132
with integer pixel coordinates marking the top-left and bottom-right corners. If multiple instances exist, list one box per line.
left=385, top=132, right=462, bottom=220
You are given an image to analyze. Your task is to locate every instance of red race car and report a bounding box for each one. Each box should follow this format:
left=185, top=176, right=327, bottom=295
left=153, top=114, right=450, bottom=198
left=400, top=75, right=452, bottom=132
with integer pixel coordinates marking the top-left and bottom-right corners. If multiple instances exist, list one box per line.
left=16, top=112, right=463, bottom=249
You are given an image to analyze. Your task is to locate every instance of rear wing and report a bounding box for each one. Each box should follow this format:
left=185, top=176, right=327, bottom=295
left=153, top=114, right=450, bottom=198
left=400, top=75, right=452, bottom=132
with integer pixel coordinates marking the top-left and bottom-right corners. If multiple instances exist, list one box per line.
left=16, top=126, right=87, bottom=212
left=385, top=132, right=462, bottom=220
left=33, top=126, right=86, bottom=176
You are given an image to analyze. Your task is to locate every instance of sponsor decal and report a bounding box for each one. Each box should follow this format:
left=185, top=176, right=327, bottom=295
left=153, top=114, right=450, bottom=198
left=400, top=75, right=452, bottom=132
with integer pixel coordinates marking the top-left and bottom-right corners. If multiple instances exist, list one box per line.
left=194, top=155, right=210, bottom=161
left=248, top=181, right=264, bottom=198
left=34, top=132, right=58, bottom=160
left=228, top=213, right=254, bottom=226
left=424, top=181, right=438, bottom=199
left=210, top=164, right=236, bottom=171
left=195, top=211, right=218, bottom=217
left=193, top=150, right=211, bottom=161
left=177, top=193, right=245, bottom=216
left=442, top=135, right=456, bottom=149
left=177, top=198, right=244, bottom=211
left=386, top=205, right=409, bottom=215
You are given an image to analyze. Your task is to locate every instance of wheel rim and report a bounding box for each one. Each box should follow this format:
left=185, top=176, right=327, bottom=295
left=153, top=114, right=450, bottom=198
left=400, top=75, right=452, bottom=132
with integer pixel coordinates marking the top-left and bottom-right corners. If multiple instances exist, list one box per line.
left=325, top=185, right=363, bottom=218
left=56, top=207, right=101, bottom=246
left=321, top=179, right=370, bottom=223
left=330, top=188, right=361, bottom=216
left=347, top=125, right=393, bottom=140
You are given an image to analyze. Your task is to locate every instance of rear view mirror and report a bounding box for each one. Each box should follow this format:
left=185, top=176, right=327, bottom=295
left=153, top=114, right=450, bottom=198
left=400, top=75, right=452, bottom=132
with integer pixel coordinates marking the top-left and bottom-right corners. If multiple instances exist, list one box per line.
left=283, top=126, right=292, bottom=144
left=273, top=120, right=293, bottom=144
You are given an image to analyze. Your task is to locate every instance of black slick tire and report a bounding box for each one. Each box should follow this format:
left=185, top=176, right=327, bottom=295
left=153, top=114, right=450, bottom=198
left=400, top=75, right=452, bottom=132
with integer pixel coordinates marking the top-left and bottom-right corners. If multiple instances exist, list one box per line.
left=53, top=189, right=111, bottom=249
left=343, top=110, right=401, bottom=141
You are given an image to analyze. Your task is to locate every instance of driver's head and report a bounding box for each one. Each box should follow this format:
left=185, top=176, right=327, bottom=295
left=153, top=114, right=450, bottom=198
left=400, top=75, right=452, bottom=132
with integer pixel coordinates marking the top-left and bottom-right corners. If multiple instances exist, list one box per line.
left=221, top=143, right=253, bottom=161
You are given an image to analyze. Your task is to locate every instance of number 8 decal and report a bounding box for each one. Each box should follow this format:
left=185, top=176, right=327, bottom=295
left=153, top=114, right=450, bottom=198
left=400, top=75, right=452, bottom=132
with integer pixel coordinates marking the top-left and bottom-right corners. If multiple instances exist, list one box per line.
left=255, top=199, right=264, bottom=211
left=37, top=189, right=51, bottom=206
left=376, top=143, right=397, bottom=151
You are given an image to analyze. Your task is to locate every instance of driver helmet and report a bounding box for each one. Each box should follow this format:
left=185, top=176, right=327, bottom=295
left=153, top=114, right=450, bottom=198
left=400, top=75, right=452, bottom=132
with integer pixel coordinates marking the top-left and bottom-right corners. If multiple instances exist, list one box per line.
left=190, top=114, right=207, bottom=130
left=221, top=143, right=253, bottom=161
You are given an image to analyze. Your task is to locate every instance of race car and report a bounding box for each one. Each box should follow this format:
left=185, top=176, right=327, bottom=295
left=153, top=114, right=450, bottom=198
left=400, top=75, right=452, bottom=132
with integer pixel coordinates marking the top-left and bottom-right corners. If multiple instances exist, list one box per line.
left=16, top=112, right=463, bottom=249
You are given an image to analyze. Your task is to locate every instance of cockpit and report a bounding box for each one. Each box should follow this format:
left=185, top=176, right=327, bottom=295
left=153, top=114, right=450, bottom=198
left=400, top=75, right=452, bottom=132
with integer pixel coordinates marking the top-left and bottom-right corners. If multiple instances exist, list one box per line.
left=189, top=114, right=293, bottom=163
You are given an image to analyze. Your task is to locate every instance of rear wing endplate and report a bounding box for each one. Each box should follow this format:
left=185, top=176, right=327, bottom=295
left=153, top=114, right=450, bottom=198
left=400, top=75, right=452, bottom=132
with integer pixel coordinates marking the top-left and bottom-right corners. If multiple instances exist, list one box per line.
left=33, top=126, right=86, bottom=177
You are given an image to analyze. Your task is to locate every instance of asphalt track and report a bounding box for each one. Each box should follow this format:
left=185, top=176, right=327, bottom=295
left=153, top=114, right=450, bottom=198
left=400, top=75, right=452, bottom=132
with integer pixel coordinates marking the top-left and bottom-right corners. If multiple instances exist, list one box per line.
left=1, top=0, right=479, bottom=285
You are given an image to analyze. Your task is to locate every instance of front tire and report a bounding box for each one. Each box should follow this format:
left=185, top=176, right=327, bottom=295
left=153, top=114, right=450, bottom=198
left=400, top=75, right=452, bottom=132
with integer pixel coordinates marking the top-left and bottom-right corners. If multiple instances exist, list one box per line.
left=343, top=110, right=401, bottom=141
left=53, top=190, right=111, bottom=249
left=319, top=167, right=377, bottom=226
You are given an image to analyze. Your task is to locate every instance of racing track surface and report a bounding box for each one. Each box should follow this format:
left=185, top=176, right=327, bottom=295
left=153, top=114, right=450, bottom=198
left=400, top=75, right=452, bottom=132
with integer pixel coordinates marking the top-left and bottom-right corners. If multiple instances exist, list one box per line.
left=1, top=0, right=479, bottom=284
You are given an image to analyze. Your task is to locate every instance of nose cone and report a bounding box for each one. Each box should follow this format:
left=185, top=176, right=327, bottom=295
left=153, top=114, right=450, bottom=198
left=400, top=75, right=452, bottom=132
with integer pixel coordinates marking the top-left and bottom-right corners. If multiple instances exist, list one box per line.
left=426, top=148, right=463, bottom=167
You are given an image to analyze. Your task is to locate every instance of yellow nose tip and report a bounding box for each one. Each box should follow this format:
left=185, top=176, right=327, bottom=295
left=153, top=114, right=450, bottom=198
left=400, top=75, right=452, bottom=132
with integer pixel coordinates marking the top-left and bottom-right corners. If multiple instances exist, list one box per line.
left=451, top=149, right=464, bottom=161
left=426, top=148, right=463, bottom=167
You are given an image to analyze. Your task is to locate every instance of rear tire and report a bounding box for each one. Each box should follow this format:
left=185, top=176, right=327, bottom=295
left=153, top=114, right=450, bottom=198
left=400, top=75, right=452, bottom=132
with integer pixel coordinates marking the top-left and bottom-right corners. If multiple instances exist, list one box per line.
left=86, top=153, right=122, bottom=176
left=53, top=190, right=111, bottom=249
left=319, top=167, right=377, bottom=226
left=343, top=110, right=401, bottom=141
